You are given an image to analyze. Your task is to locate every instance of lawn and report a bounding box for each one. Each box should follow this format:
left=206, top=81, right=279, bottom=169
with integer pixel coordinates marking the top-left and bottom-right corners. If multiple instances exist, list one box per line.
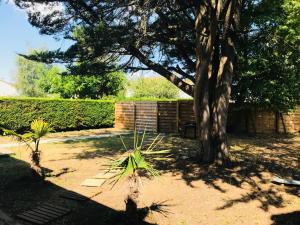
left=0, top=132, right=299, bottom=225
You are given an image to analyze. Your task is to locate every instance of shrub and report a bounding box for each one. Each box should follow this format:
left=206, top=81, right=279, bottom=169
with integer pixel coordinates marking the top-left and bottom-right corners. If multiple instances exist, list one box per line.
left=3, top=119, right=52, bottom=178
left=0, top=98, right=115, bottom=132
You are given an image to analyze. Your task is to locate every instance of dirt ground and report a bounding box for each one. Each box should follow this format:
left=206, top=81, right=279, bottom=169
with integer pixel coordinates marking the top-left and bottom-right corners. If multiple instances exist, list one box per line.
left=0, top=131, right=299, bottom=225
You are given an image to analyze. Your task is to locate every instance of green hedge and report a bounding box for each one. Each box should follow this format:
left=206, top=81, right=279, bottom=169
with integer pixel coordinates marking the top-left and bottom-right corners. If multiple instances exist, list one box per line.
left=0, top=98, right=115, bottom=132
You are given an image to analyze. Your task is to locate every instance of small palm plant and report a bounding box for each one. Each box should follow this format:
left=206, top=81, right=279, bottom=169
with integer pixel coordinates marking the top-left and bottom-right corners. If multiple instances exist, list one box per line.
left=105, top=130, right=170, bottom=224
left=3, top=119, right=52, bottom=178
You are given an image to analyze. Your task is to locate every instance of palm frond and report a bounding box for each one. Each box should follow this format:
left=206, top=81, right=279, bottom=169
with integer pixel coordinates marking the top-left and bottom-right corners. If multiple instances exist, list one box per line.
left=31, top=119, right=52, bottom=139
left=119, top=135, right=128, bottom=151
left=139, top=129, right=146, bottom=149
left=142, top=150, right=171, bottom=155
left=104, top=129, right=171, bottom=187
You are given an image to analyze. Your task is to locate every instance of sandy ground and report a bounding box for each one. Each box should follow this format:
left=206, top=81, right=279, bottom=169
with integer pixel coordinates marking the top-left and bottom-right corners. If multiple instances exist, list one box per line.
left=0, top=128, right=127, bottom=145
left=0, top=131, right=299, bottom=225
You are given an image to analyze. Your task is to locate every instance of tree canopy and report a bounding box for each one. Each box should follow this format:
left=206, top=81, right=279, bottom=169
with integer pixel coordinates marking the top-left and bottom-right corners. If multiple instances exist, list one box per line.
left=16, top=53, right=59, bottom=97
left=233, top=0, right=300, bottom=112
left=14, top=0, right=299, bottom=111
left=129, top=76, right=180, bottom=99
left=49, top=72, right=126, bottom=99
left=15, top=0, right=197, bottom=95
left=13, top=0, right=299, bottom=163
left=16, top=52, right=126, bottom=99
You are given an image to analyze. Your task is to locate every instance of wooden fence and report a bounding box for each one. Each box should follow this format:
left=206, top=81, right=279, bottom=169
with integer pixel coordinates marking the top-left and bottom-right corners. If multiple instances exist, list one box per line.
left=115, top=100, right=300, bottom=134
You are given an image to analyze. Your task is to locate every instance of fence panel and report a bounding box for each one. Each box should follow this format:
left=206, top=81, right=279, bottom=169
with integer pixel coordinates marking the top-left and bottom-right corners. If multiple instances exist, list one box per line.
left=157, top=101, right=177, bottom=133
left=114, top=102, right=135, bottom=130
left=115, top=101, right=300, bottom=134
left=135, top=101, right=158, bottom=131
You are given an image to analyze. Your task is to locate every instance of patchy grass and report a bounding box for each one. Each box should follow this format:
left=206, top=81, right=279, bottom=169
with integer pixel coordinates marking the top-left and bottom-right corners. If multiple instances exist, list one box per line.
left=0, top=132, right=299, bottom=225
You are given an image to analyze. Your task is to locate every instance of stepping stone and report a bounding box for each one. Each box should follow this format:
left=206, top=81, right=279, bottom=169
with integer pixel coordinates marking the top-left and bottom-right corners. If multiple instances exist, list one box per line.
left=94, top=172, right=116, bottom=179
left=16, top=203, right=71, bottom=225
left=59, top=192, right=88, bottom=202
left=81, top=179, right=105, bottom=187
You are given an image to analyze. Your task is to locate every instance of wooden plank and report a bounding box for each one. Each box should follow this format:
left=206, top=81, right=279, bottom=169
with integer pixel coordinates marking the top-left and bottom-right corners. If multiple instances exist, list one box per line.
left=30, top=209, right=58, bottom=219
left=21, top=212, right=49, bottom=223
left=159, top=111, right=177, bottom=114
left=35, top=207, right=62, bottom=217
left=40, top=205, right=67, bottom=215
left=133, top=103, right=136, bottom=129
left=17, top=203, right=71, bottom=225
left=17, top=214, right=44, bottom=225
left=23, top=211, right=52, bottom=221
left=38, top=206, right=65, bottom=215
left=43, top=203, right=70, bottom=213
left=28, top=209, right=57, bottom=220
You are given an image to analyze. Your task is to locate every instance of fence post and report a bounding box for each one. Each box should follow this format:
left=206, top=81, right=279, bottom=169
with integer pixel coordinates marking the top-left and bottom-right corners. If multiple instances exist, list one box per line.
left=176, top=100, right=179, bottom=133
left=275, top=111, right=279, bottom=134
left=156, top=101, right=159, bottom=133
left=133, top=102, right=136, bottom=130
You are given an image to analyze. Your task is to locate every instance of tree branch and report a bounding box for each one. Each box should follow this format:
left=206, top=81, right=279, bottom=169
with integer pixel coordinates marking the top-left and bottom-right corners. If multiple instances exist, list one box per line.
left=129, top=46, right=194, bottom=96
left=168, top=66, right=195, bottom=83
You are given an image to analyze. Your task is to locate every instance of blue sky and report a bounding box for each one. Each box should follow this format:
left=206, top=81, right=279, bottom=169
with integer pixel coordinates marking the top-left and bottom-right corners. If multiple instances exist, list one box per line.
left=0, top=1, right=159, bottom=85
left=0, top=1, right=70, bottom=83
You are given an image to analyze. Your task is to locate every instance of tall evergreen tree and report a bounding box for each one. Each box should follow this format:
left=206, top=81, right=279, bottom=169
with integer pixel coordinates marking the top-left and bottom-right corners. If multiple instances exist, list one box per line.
left=11, top=0, right=242, bottom=164
left=12, top=0, right=299, bottom=164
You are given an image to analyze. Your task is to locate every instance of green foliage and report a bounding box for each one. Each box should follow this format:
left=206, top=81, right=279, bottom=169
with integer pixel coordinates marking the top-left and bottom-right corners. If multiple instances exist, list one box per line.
left=14, top=0, right=300, bottom=112
left=16, top=53, right=58, bottom=97
left=3, top=119, right=52, bottom=177
left=57, top=72, right=126, bottom=99
left=234, top=0, right=300, bottom=112
left=38, top=69, right=126, bottom=99
left=0, top=98, right=114, bottom=132
left=3, top=119, right=51, bottom=146
left=30, top=119, right=52, bottom=140
left=130, top=77, right=179, bottom=99
left=106, top=130, right=170, bottom=185
left=16, top=50, right=126, bottom=99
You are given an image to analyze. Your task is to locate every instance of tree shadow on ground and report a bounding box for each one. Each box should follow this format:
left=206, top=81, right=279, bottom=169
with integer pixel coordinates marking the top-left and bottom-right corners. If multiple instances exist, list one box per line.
left=47, top=134, right=135, bottom=162
left=157, top=134, right=300, bottom=212
left=54, top=133, right=299, bottom=213
left=0, top=155, right=156, bottom=225
left=54, top=134, right=159, bottom=161
left=270, top=211, right=300, bottom=225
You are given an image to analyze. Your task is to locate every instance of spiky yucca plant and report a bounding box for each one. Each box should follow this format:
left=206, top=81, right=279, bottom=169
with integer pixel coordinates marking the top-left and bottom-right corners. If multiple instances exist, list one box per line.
left=3, top=119, right=52, bottom=178
left=105, top=130, right=170, bottom=223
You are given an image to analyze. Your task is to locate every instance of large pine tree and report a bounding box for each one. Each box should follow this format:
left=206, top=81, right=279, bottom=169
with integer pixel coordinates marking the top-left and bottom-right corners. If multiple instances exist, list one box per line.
left=13, top=1, right=299, bottom=164
left=13, top=0, right=241, bottom=164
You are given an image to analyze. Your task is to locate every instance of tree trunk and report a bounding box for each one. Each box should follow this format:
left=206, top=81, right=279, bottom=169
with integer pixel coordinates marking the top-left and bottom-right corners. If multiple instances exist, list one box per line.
left=30, top=139, right=44, bottom=178
left=125, top=172, right=140, bottom=224
left=194, top=0, right=238, bottom=165
left=211, top=37, right=235, bottom=166
left=194, top=1, right=218, bottom=163
left=194, top=60, right=213, bottom=163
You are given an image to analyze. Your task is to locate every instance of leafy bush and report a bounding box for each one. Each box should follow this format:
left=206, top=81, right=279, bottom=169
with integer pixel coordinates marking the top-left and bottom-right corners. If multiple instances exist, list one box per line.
left=0, top=98, right=115, bottom=132
left=3, top=119, right=52, bottom=178
left=129, top=77, right=180, bottom=99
